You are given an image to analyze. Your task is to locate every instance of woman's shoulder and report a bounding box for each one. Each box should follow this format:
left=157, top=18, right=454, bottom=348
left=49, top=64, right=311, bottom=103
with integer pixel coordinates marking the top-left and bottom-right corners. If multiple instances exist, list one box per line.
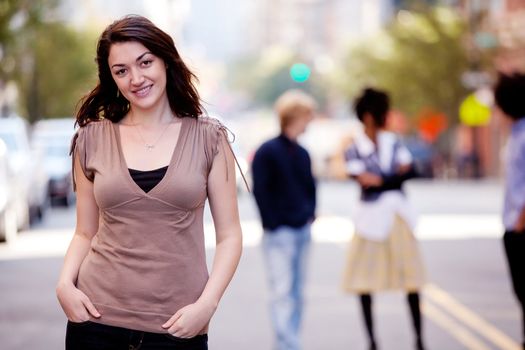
left=70, top=119, right=111, bottom=154
left=188, top=115, right=229, bottom=138
left=71, top=119, right=114, bottom=154
left=80, top=118, right=113, bottom=128
left=77, top=118, right=113, bottom=136
left=187, top=115, right=231, bottom=159
left=194, top=115, right=225, bottom=130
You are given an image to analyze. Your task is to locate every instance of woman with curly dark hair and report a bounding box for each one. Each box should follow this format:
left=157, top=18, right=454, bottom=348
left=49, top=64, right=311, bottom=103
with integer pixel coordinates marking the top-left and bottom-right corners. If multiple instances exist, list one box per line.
left=56, top=15, right=242, bottom=349
left=342, top=88, right=425, bottom=350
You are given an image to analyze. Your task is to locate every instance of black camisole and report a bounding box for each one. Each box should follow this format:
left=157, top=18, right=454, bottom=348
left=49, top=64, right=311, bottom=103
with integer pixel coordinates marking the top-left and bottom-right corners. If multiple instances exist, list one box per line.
left=128, top=166, right=168, bottom=193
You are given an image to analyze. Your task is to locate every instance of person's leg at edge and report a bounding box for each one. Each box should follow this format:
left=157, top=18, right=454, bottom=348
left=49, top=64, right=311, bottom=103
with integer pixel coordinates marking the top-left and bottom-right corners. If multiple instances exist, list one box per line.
left=359, top=293, right=377, bottom=350
left=263, top=227, right=300, bottom=350
left=503, top=230, right=525, bottom=349
left=407, top=292, right=425, bottom=350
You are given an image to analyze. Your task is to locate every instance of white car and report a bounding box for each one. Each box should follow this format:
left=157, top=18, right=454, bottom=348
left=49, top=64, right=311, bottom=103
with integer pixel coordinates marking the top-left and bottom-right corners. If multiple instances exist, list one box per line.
left=0, top=115, right=49, bottom=227
left=0, top=139, right=18, bottom=242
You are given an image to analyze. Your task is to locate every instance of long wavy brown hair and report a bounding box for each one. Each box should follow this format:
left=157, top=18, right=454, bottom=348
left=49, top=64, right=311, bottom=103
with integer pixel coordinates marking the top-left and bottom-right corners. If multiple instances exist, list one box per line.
left=76, top=15, right=202, bottom=127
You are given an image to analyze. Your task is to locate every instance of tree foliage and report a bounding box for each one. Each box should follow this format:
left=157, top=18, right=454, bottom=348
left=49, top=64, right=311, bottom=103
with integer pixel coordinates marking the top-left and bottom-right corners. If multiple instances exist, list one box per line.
left=22, top=22, right=97, bottom=121
left=228, top=47, right=322, bottom=108
left=0, top=0, right=97, bottom=122
left=332, top=6, right=470, bottom=128
left=0, top=0, right=57, bottom=80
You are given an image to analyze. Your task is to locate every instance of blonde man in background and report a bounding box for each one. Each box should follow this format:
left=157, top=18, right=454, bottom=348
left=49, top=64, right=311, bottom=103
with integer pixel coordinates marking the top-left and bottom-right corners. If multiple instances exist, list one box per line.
left=252, top=90, right=317, bottom=350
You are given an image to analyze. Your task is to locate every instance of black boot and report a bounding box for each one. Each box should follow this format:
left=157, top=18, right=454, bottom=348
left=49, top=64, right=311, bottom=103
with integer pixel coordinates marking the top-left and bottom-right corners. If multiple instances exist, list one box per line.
left=408, top=292, right=425, bottom=350
left=360, top=294, right=377, bottom=350
left=415, top=337, right=425, bottom=350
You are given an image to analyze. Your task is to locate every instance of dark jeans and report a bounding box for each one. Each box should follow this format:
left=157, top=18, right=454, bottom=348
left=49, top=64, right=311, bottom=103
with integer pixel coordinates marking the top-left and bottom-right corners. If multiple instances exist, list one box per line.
left=503, top=230, right=525, bottom=347
left=65, top=321, right=208, bottom=350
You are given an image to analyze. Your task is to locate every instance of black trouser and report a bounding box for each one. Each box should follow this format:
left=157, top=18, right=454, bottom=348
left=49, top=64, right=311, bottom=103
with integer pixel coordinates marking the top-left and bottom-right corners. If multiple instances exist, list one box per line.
left=65, top=321, right=208, bottom=350
left=503, top=230, right=525, bottom=347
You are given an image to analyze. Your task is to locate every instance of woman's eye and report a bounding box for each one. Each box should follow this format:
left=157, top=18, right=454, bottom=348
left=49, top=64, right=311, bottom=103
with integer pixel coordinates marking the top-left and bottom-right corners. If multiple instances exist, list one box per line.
left=141, top=60, right=152, bottom=67
left=115, top=69, right=127, bottom=76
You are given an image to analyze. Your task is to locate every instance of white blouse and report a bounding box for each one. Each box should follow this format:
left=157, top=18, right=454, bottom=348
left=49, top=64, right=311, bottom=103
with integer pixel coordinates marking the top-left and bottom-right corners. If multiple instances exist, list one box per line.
left=346, top=131, right=417, bottom=241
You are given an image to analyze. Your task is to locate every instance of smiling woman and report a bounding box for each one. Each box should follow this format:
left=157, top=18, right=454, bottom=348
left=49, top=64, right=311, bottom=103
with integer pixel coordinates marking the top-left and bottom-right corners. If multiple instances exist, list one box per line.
left=109, top=43, right=167, bottom=111
left=56, top=15, right=243, bottom=350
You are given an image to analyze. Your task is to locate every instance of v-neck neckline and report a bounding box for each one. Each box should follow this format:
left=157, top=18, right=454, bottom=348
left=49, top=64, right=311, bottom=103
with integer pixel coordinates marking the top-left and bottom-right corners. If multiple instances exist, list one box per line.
left=112, top=117, right=188, bottom=197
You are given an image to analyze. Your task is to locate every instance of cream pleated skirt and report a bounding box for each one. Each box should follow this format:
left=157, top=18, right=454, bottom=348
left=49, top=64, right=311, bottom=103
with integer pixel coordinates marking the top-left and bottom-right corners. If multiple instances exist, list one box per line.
left=342, top=215, right=425, bottom=293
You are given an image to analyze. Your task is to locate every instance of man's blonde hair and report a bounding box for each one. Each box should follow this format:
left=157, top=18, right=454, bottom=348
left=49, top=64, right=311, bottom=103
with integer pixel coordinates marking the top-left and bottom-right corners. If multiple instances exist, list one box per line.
left=274, top=89, right=317, bottom=131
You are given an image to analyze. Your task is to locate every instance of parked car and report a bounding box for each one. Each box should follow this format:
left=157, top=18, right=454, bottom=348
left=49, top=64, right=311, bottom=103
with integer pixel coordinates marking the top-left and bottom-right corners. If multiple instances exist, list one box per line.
left=0, top=115, right=49, bottom=227
left=32, top=118, right=77, bottom=206
left=0, top=139, right=18, bottom=243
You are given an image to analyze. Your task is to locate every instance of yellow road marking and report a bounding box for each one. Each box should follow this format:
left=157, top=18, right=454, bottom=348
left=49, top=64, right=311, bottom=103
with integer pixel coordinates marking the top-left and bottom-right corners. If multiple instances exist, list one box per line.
left=423, top=301, right=492, bottom=350
left=425, top=284, right=521, bottom=350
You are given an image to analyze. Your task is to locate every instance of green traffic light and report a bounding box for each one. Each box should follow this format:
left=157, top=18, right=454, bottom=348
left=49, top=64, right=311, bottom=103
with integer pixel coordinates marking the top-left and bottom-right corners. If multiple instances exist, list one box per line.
left=290, top=63, right=311, bottom=83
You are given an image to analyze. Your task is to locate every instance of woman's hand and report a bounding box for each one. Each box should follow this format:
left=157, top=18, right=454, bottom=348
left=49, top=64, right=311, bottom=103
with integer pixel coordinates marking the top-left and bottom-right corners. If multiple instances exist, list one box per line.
left=357, top=172, right=383, bottom=188
left=397, top=164, right=412, bottom=175
left=56, top=282, right=101, bottom=323
left=162, top=300, right=216, bottom=338
left=515, top=218, right=525, bottom=232
left=514, top=208, right=525, bottom=232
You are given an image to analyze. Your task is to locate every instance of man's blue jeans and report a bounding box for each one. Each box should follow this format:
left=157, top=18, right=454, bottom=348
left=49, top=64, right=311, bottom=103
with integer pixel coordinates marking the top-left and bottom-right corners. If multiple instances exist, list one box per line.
left=263, top=224, right=311, bottom=350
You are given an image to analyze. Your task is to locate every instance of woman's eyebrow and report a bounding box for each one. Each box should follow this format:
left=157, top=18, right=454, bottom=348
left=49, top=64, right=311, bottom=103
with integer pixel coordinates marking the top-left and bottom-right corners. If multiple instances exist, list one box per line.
left=111, top=51, right=152, bottom=69
left=136, top=51, right=152, bottom=61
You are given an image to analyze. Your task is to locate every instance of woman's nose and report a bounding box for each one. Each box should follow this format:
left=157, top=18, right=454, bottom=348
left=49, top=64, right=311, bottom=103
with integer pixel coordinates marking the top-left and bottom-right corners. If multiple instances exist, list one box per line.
left=130, top=68, right=145, bottom=85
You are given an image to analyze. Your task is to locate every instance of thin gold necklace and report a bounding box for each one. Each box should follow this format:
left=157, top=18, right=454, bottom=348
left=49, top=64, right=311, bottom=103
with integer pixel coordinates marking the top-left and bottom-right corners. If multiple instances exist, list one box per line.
left=131, top=117, right=172, bottom=151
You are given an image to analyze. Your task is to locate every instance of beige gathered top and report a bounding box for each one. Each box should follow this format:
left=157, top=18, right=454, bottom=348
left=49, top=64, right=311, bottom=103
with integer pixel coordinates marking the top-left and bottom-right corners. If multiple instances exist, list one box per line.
left=70, top=116, right=228, bottom=333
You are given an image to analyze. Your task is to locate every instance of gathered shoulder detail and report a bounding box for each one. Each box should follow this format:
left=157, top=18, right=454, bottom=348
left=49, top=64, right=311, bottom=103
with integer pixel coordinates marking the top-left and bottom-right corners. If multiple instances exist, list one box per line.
left=69, top=120, right=111, bottom=190
left=197, top=116, right=249, bottom=191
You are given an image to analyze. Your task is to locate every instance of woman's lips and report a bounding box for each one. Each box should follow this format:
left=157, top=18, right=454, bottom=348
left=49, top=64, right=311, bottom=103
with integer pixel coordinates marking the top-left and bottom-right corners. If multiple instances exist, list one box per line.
left=133, top=84, right=152, bottom=97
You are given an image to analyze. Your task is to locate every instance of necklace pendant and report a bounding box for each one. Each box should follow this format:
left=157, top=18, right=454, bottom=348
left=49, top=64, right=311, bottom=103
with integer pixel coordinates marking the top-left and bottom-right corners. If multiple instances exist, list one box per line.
left=146, top=144, right=154, bottom=151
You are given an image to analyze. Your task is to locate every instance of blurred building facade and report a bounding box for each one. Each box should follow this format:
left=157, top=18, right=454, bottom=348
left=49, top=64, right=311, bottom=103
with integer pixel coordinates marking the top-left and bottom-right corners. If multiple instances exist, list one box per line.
left=59, top=0, right=191, bottom=44
left=488, top=0, right=525, bottom=178
left=183, top=0, right=255, bottom=61
left=490, top=0, right=525, bottom=72
left=250, top=0, right=392, bottom=60
left=446, top=0, right=524, bottom=178
left=59, top=0, right=147, bottom=29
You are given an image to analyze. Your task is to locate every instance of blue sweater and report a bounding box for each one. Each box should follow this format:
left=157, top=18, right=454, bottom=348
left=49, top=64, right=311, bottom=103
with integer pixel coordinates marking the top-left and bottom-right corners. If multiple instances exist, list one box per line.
left=252, top=134, right=316, bottom=231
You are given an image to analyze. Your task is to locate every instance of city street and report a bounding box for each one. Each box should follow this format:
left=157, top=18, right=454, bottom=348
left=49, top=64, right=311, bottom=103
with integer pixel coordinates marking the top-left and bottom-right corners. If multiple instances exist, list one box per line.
left=0, top=180, right=522, bottom=350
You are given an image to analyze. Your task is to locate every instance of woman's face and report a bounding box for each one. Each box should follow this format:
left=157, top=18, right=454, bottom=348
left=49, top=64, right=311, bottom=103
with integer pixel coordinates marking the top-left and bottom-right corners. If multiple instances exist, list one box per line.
left=108, top=41, right=168, bottom=112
